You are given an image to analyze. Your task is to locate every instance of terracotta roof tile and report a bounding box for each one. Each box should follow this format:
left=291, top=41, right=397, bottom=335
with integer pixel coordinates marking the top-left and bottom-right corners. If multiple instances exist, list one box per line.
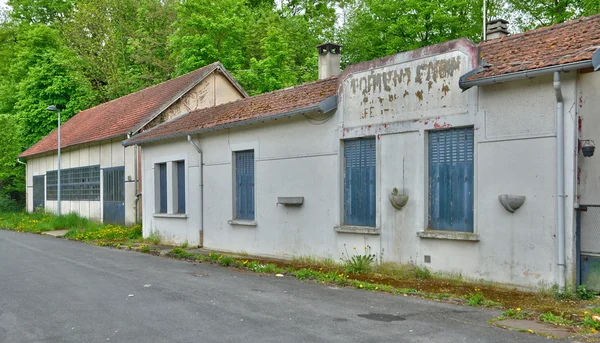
left=125, top=77, right=338, bottom=146
left=19, top=62, right=236, bottom=158
left=469, top=14, right=600, bottom=81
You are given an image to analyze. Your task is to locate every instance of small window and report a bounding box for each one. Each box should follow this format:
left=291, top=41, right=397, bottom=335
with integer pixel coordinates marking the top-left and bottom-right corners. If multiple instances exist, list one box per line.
left=344, top=138, right=376, bottom=227
left=428, top=127, right=474, bottom=232
left=234, top=150, right=255, bottom=220
left=158, top=163, right=167, bottom=213
left=177, top=161, right=185, bottom=214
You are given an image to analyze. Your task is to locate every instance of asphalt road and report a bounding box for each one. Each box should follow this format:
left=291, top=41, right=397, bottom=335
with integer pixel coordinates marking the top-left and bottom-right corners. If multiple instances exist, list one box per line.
left=0, top=230, right=568, bottom=343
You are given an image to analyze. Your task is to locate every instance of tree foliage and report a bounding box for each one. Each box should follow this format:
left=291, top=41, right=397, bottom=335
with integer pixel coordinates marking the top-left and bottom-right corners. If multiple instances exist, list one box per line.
left=0, top=0, right=598, bottom=208
left=501, top=0, right=600, bottom=31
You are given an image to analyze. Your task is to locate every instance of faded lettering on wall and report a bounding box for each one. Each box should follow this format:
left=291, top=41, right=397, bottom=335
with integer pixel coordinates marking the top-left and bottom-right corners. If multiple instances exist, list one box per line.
left=343, top=51, right=469, bottom=127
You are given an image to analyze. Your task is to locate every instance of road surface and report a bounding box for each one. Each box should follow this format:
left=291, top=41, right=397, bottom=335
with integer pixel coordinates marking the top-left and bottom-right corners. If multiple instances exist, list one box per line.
left=0, top=230, right=567, bottom=342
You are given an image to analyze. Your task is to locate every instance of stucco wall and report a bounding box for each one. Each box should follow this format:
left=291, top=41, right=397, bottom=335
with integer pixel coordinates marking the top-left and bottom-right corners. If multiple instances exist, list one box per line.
left=141, top=114, right=385, bottom=256
left=338, top=41, right=579, bottom=288
left=578, top=71, right=600, bottom=205
left=26, top=139, right=137, bottom=224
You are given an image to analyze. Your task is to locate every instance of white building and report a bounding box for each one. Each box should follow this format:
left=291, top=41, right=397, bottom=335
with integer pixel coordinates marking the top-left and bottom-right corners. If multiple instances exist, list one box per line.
left=126, top=16, right=600, bottom=290
left=20, top=62, right=247, bottom=224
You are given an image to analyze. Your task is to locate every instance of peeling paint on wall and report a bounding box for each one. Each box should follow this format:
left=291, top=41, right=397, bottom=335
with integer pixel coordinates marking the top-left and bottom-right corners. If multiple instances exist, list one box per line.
left=342, top=51, right=470, bottom=128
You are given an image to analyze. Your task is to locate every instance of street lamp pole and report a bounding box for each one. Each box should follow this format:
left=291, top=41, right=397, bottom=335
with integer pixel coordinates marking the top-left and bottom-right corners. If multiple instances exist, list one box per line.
left=46, top=105, right=61, bottom=216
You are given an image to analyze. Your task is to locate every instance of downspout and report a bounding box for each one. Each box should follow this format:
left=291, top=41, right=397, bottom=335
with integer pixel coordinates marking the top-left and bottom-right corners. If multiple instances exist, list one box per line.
left=187, top=135, right=204, bottom=247
left=128, top=132, right=140, bottom=224
left=554, top=71, right=566, bottom=290
left=16, top=158, right=26, bottom=166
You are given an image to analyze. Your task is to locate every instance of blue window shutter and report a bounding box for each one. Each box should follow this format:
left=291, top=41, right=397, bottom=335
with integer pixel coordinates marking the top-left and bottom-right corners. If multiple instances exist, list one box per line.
left=344, top=138, right=376, bottom=227
left=236, top=150, right=255, bottom=220
left=428, top=128, right=474, bottom=232
left=177, top=161, right=185, bottom=213
left=159, top=163, right=167, bottom=213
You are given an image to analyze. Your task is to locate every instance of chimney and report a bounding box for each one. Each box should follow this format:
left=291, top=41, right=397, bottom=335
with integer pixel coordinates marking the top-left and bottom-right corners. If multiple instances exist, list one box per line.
left=317, top=42, right=342, bottom=79
left=486, top=18, right=509, bottom=40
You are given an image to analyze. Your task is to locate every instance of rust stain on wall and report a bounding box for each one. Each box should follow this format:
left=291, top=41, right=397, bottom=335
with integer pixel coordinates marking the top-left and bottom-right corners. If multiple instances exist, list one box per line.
left=415, top=90, right=423, bottom=101
left=441, top=84, right=450, bottom=96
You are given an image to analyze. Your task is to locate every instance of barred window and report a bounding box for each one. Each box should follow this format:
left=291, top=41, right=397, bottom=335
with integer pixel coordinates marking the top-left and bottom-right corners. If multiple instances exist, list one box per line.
left=46, top=165, right=101, bottom=201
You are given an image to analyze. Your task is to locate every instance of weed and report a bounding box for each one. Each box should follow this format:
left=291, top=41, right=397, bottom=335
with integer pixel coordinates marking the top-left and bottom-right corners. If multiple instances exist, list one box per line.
left=179, top=241, right=189, bottom=249
left=168, top=248, right=197, bottom=259
left=501, top=308, right=531, bottom=320
left=582, top=315, right=600, bottom=330
left=415, top=266, right=432, bottom=280
left=295, top=268, right=321, bottom=280
left=577, top=284, right=596, bottom=300
left=467, top=292, right=485, bottom=306
left=340, top=244, right=375, bottom=274
left=539, top=312, right=573, bottom=326
left=552, top=284, right=577, bottom=300
left=146, top=231, right=161, bottom=245
left=374, top=262, right=416, bottom=278
left=219, top=256, right=235, bottom=266
left=292, top=256, right=339, bottom=268
left=140, top=244, right=150, bottom=253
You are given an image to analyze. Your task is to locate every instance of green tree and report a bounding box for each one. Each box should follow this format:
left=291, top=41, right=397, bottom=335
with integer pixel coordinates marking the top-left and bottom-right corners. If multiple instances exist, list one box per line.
left=502, top=0, right=600, bottom=31
left=0, top=114, right=25, bottom=211
left=169, top=0, right=250, bottom=76
left=340, top=0, right=486, bottom=64
left=9, top=24, right=96, bottom=148
left=8, top=0, right=76, bottom=24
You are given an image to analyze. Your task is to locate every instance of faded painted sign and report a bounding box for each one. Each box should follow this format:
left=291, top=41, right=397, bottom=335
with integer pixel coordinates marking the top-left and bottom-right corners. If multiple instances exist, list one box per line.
left=342, top=51, right=470, bottom=127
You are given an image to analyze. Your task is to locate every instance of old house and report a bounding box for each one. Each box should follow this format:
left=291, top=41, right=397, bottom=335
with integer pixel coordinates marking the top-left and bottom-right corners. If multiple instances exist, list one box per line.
left=20, top=62, right=247, bottom=224
left=127, top=15, right=600, bottom=290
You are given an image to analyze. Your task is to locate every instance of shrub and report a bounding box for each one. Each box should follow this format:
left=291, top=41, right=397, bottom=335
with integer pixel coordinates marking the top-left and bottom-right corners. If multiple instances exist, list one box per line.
left=577, top=284, right=596, bottom=300
left=415, top=266, right=432, bottom=280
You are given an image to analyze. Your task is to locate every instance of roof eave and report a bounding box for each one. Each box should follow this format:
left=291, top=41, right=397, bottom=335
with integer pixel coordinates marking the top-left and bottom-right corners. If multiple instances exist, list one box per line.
left=459, top=58, right=596, bottom=91
left=123, top=95, right=338, bottom=147
left=19, top=133, right=128, bottom=160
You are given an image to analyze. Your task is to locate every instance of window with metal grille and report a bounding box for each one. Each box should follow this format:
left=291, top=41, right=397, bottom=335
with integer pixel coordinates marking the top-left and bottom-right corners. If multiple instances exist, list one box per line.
left=235, top=150, right=255, bottom=220
left=428, top=127, right=474, bottom=232
left=177, top=161, right=185, bottom=214
left=344, top=138, right=376, bottom=227
left=46, top=166, right=100, bottom=201
left=158, top=163, right=167, bottom=213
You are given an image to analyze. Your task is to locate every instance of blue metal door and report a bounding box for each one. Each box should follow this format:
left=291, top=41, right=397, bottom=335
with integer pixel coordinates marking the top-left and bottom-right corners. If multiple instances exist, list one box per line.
left=428, top=128, right=474, bottom=232
left=33, top=175, right=45, bottom=210
left=578, top=205, right=600, bottom=291
left=103, top=167, right=125, bottom=224
left=344, top=138, right=376, bottom=227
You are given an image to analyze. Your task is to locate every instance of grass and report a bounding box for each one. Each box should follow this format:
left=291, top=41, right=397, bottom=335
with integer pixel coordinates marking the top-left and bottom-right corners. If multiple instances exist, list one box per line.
left=0, top=211, right=142, bottom=243
left=539, top=312, right=574, bottom=326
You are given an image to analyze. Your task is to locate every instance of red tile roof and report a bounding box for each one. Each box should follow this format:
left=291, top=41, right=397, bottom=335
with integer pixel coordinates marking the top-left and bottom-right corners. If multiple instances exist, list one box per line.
left=20, top=62, right=246, bottom=158
left=124, top=77, right=338, bottom=146
left=468, top=14, right=600, bottom=81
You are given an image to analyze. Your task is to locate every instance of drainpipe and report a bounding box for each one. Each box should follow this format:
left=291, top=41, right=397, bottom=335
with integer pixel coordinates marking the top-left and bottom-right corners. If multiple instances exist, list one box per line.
left=554, top=71, right=566, bottom=290
left=187, top=135, right=204, bottom=247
